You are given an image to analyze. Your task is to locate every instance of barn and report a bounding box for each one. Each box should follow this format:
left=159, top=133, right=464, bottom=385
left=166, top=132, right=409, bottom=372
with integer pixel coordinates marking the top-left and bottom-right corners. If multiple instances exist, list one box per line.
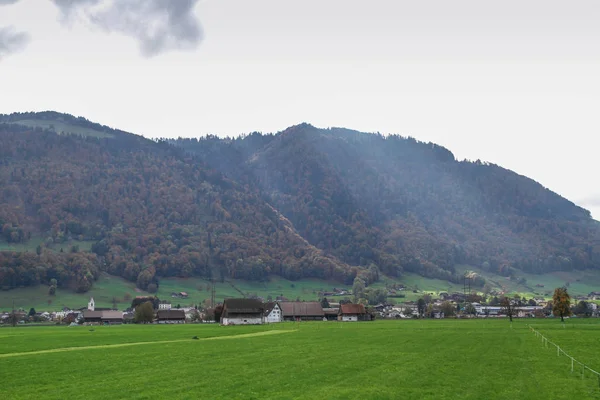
left=220, top=299, right=264, bottom=326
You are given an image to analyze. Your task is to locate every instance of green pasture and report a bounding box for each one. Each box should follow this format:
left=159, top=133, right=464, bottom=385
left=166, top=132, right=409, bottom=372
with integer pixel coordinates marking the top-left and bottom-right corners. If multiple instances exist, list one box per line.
left=1, top=319, right=599, bottom=399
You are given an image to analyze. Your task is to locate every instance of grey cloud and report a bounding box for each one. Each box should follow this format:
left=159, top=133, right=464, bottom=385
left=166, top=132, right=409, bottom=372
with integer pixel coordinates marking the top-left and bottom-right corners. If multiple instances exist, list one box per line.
left=52, top=0, right=203, bottom=57
left=0, top=0, right=20, bottom=4
left=0, top=26, right=29, bottom=60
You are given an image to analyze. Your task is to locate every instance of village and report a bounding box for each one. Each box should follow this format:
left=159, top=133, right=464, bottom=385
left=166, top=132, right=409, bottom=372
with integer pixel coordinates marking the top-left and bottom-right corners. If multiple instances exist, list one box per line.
left=2, top=289, right=599, bottom=326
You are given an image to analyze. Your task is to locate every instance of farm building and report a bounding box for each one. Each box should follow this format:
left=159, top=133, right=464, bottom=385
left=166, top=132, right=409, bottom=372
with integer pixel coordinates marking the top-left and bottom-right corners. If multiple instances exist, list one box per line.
left=83, top=310, right=124, bottom=325
left=280, top=302, right=325, bottom=321
left=338, top=304, right=369, bottom=321
left=323, top=308, right=340, bottom=321
left=156, top=310, right=186, bottom=324
left=264, top=302, right=282, bottom=323
left=221, top=298, right=264, bottom=326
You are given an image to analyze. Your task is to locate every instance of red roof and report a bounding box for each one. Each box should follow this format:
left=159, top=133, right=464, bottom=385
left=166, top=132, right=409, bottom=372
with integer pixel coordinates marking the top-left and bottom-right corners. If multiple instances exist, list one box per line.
left=339, top=304, right=366, bottom=315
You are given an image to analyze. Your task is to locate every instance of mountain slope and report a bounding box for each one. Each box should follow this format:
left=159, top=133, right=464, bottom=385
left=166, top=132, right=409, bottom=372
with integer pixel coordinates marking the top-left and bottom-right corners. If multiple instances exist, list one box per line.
left=176, top=124, right=600, bottom=280
left=0, top=116, right=355, bottom=293
left=2, top=112, right=599, bottom=295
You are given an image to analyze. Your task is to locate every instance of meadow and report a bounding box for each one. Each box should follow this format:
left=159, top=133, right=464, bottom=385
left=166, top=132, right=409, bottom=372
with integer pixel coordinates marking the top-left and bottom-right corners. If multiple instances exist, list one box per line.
left=1, top=319, right=599, bottom=399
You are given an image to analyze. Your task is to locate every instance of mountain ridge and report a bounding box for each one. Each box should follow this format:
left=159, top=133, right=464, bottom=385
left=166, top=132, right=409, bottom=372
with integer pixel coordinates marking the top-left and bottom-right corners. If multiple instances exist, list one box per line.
left=1, top=111, right=598, bottom=295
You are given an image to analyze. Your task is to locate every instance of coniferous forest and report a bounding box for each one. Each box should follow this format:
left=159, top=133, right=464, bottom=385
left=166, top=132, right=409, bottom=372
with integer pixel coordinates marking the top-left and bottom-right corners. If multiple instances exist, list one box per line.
left=1, top=112, right=599, bottom=293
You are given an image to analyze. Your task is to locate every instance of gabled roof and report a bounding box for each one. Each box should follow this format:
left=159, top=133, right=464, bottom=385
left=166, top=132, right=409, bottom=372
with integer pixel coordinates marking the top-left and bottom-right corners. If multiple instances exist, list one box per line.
left=263, top=302, right=279, bottom=315
left=223, top=298, right=264, bottom=313
left=280, top=302, right=324, bottom=317
left=339, top=304, right=366, bottom=315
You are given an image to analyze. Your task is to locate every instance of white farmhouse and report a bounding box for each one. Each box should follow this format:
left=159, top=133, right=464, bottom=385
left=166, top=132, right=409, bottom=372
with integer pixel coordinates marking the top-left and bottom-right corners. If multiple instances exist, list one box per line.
left=264, top=302, right=282, bottom=323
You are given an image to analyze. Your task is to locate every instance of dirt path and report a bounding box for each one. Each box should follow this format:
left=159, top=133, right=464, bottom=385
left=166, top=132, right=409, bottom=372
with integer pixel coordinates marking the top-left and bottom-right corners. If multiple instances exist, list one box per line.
left=0, top=329, right=295, bottom=359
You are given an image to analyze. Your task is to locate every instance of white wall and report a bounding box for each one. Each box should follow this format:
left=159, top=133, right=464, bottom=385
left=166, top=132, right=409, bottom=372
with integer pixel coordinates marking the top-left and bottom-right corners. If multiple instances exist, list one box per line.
left=341, top=315, right=358, bottom=322
left=222, top=317, right=263, bottom=326
left=265, top=304, right=282, bottom=323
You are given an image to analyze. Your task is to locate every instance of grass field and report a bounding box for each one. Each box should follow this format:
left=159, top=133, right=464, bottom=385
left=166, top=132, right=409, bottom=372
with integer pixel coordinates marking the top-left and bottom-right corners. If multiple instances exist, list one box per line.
left=3, top=267, right=600, bottom=312
left=1, top=319, right=599, bottom=399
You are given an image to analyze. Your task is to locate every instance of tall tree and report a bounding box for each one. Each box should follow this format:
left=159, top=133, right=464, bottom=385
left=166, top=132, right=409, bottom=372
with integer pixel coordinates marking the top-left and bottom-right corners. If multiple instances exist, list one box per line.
left=134, top=301, right=154, bottom=324
left=417, top=298, right=426, bottom=318
left=500, top=296, right=518, bottom=322
left=552, top=287, right=572, bottom=322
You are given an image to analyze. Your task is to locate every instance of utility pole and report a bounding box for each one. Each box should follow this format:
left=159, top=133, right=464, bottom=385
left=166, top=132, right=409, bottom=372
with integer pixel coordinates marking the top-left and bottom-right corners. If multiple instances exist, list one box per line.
left=11, top=299, right=16, bottom=327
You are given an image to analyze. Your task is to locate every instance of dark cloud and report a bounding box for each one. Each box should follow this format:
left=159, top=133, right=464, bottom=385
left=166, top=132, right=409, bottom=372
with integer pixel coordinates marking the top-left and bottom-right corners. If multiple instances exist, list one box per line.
left=51, top=0, right=203, bottom=57
left=0, top=26, right=29, bottom=60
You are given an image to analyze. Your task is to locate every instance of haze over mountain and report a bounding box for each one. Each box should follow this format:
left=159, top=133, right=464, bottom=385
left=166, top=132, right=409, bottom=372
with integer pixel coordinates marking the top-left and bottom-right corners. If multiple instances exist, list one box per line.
left=1, top=112, right=599, bottom=293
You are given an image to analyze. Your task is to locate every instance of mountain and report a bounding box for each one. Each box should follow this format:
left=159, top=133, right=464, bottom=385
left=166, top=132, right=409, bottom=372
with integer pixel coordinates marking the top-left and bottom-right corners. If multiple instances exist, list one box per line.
left=175, top=123, right=600, bottom=280
left=0, top=113, right=351, bottom=293
left=1, top=112, right=599, bottom=295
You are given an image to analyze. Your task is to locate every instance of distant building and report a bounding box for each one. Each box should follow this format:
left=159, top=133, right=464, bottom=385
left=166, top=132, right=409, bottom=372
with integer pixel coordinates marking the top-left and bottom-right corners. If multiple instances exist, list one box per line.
left=221, top=298, right=264, bottom=326
left=158, top=302, right=172, bottom=310
left=338, top=304, right=369, bottom=321
left=156, top=310, right=186, bottom=324
left=83, top=310, right=123, bottom=325
left=280, top=302, right=325, bottom=321
left=264, top=302, right=282, bottom=323
left=88, top=297, right=95, bottom=311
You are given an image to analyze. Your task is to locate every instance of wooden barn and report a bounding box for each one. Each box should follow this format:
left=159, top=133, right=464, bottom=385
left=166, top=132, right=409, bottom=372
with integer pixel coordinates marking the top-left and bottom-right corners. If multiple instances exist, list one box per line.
left=338, top=304, right=370, bottom=322
left=280, top=302, right=325, bottom=321
left=220, top=299, right=264, bottom=326
left=156, top=309, right=186, bottom=324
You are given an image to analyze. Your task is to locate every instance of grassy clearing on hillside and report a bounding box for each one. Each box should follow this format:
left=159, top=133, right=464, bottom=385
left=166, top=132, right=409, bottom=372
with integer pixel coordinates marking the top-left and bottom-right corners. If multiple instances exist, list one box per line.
left=156, top=276, right=352, bottom=307
left=0, top=274, right=150, bottom=311
left=455, top=265, right=600, bottom=299
left=1, top=320, right=599, bottom=399
left=11, top=119, right=114, bottom=138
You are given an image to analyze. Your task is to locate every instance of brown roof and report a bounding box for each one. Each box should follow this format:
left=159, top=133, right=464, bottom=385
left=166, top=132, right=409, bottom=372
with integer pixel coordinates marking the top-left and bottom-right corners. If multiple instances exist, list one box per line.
left=223, top=298, right=264, bottom=314
left=156, top=310, right=186, bottom=320
left=263, top=302, right=278, bottom=315
left=280, top=302, right=324, bottom=317
left=322, top=308, right=339, bottom=315
left=83, top=310, right=123, bottom=320
left=339, top=304, right=366, bottom=315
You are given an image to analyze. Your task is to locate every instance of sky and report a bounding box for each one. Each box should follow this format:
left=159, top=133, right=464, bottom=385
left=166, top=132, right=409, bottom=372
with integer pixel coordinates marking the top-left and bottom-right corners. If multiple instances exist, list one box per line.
left=1, top=0, right=599, bottom=218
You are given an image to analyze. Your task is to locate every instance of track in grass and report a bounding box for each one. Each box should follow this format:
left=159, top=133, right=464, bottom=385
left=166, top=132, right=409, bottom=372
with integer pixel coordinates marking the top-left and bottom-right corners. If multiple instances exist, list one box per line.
left=0, top=329, right=295, bottom=359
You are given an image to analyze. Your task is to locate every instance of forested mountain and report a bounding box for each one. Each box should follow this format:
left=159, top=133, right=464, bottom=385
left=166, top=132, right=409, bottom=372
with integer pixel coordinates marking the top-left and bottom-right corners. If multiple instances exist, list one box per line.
left=175, top=124, right=600, bottom=280
left=1, top=112, right=599, bottom=293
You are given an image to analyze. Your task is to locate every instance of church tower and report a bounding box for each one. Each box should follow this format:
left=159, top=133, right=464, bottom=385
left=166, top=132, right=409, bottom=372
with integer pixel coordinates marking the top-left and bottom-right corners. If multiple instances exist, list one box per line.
left=88, top=297, right=95, bottom=311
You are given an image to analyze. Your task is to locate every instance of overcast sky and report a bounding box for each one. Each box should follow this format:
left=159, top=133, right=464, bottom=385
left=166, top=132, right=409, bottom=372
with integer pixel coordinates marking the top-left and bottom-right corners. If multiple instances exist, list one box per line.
left=1, top=0, right=599, bottom=219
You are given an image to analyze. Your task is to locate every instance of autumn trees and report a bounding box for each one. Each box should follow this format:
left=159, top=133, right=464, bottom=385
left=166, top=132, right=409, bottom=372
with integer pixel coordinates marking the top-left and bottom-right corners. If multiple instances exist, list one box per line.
left=552, top=287, right=572, bottom=322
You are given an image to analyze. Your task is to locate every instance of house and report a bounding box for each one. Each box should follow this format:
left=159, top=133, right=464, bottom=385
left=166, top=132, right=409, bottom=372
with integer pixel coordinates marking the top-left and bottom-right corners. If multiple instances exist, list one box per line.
left=158, top=301, right=172, bottom=310
left=83, top=310, right=123, bottom=325
left=88, top=297, right=95, bottom=311
left=338, top=304, right=369, bottom=321
left=280, top=302, right=324, bottom=321
left=264, top=302, right=282, bottom=323
left=220, top=298, right=264, bottom=325
left=322, top=308, right=339, bottom=321
left=156, top=309, right=186, bottom=324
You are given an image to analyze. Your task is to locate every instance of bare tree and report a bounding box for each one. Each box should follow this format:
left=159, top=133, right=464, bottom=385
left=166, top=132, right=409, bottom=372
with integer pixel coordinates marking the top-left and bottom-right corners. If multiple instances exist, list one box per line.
left=500, top=296, right=518, bottom=322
